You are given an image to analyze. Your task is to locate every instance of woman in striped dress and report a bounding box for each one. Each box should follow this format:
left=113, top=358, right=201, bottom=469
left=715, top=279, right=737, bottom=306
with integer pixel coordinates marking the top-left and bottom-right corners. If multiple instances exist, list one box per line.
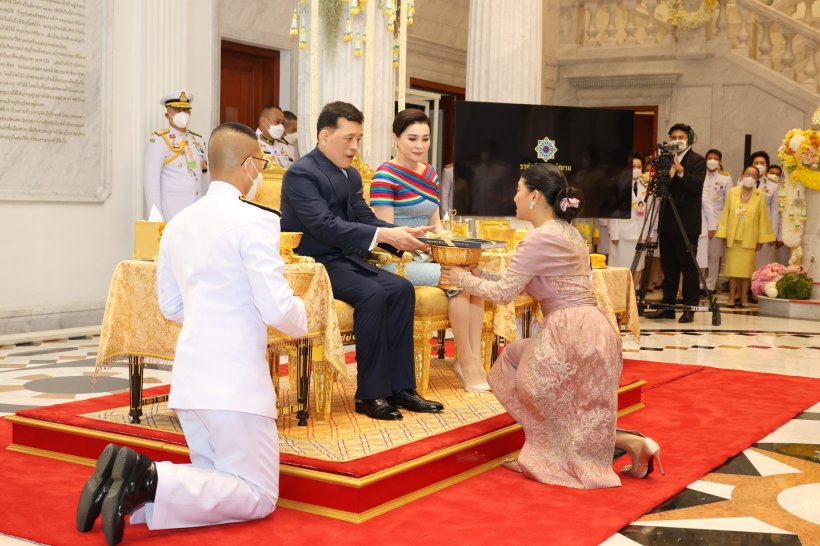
left=371, top=109, right=489, bottom=392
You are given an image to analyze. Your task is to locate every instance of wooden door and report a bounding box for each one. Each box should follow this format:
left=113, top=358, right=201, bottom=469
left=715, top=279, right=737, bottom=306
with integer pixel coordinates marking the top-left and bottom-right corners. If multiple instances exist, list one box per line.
left=220, top=40, right=280, bottom=128
left=608, top=105, right=659, bottom=156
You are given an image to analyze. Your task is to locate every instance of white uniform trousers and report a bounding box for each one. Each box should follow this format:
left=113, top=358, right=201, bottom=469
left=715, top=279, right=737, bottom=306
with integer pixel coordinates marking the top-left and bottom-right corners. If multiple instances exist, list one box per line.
left=130, top=409, right=279, bottom=530
left=705, top=236, right=724, bottom=291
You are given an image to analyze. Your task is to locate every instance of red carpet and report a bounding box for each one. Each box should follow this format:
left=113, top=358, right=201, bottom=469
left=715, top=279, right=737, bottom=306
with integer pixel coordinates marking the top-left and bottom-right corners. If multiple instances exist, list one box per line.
left=2, top=361, right=819, bottom=546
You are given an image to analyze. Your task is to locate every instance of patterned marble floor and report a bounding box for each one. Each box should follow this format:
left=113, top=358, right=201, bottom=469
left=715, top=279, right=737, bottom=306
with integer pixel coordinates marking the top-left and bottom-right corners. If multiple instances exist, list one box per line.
left=1, top=311, right=818, bottom=545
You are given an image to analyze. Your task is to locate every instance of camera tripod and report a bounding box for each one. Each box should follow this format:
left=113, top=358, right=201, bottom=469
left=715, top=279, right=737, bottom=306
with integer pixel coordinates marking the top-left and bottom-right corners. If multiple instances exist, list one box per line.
left=630, top=170, right=721, bottom=327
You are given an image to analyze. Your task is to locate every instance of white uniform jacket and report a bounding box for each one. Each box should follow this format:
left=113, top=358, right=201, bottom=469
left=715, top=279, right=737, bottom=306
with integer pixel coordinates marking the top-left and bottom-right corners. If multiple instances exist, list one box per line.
left=143, top=126, right=209, bottom=221
left=757, top=177, right=781, bottom=241
left=157, top=181, right=307, bottom=418
left=701, top=170, right=732, bottom=232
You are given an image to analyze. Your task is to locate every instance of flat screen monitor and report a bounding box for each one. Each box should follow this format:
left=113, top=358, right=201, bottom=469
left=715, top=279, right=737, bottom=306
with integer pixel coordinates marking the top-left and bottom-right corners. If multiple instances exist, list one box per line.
left=453, top=101, right=634, bottom=219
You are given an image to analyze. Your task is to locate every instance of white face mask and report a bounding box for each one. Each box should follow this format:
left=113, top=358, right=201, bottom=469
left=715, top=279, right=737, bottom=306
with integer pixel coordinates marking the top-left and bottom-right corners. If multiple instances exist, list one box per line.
left=767, top=173, right=780, bottom=183
left=632, top=168, right=642, bottom=179
left=706, top=159, right=720, bottom=171
left=267, top=123, right=285, bottom=139
left=741, top=176, right=755, bottom=188
left=754, top=164, right=766, bottom=175
left=284, top=132, right=298, bottom=145
left=172, top=111, right=190, bottom=129
left=243, top=158, right=262, bottom=200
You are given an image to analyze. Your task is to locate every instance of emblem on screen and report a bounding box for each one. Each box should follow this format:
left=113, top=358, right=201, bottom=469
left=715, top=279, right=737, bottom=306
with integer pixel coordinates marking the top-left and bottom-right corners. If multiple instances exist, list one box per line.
left=534, top=136, right=558, bottom=162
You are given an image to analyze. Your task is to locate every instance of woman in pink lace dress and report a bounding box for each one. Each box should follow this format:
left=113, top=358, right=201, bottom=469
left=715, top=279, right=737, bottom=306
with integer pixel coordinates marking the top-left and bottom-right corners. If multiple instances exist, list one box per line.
left=441, top=163, right=663, bottom=489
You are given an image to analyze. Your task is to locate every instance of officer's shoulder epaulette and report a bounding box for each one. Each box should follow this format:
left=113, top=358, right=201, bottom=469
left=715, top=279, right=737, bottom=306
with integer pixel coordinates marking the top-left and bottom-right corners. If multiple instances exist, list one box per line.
left=188, top=130, right=202, bottom=137
left=719, top=170, right=730, bottom=176
left=275, top=137, right=289, bottom=144
left=240, top=197, right=281, bottom=217
left=259, top=133, right=275, bottom=145
left=445, top=163, right=454, bottom=168
left=153, top=128, right=170, bottom=136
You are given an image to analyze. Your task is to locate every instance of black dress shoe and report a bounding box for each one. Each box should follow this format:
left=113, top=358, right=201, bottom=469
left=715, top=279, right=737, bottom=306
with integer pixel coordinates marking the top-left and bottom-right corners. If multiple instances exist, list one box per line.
left=678, top=311, right=695, bottom=323
left=101, top=447, right=157, bottom=546
left=386, top=389, right=444, bottom=413
left=645, top=310, right=675, bottom=319
left=355, top=398, right=402, bottom=420
left=76, top=443, right=121, bottom=532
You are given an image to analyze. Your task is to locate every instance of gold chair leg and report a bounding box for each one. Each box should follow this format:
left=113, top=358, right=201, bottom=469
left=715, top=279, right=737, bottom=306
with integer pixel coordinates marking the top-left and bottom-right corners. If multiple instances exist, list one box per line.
left=413, top=322, right=432, bottom=396
left=312, top=363, right=335, bottom=421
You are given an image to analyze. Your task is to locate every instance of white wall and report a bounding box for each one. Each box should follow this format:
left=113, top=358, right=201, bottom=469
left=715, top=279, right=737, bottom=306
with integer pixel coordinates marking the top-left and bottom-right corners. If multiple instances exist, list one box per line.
left=407, top=0, right=469, bottom=89
left=0, top=0, right=217, bottom=334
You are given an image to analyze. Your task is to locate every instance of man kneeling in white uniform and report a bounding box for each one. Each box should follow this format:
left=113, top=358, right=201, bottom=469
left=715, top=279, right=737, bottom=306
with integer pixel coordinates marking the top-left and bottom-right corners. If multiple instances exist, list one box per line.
left=76, top=122, right=307, bottom=545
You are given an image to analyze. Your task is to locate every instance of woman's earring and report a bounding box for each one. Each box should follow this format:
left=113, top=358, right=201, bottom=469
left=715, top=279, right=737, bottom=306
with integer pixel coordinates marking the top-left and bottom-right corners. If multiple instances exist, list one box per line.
left=529, top=201, right=535, bottom=209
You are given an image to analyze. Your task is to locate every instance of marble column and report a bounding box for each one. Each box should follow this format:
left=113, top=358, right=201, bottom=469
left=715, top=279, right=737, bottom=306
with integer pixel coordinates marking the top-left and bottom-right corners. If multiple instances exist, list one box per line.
left=466, top=0, right=543, bottom=103
left=122, top=0, right=218, bottom=218
left=296, top=0, right=395, bottom=166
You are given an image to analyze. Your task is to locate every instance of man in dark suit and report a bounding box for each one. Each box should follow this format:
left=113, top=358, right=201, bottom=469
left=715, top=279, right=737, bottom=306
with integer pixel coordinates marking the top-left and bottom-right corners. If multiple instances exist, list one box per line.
left=280, top=101, right=444, bottom=420
left=647, top=123, right=706, bottom=324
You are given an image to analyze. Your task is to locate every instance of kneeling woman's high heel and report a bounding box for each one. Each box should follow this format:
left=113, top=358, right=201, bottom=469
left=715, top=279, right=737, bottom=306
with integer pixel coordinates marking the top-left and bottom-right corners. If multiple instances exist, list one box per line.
left=618, top=430, right=666, bottom=479
left=453, top=361, right=491, bottom=393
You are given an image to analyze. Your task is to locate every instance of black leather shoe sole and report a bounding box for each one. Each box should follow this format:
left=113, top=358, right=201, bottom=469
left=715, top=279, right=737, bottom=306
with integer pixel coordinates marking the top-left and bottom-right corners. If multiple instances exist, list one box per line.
left=76, top=443, right=121, bottom=532
left=646, top=312, right=675, bottom=320
left=678, top=313, right=695, bottom=323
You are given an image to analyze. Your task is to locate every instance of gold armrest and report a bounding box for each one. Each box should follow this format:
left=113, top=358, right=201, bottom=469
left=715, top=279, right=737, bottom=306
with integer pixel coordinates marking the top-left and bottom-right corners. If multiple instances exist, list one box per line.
left=368, top=247, right=411, bottom=278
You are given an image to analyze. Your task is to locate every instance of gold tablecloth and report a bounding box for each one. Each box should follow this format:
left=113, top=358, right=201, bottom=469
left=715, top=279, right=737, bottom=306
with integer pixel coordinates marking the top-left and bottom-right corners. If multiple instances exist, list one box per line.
left=479, top=250, right=640, bottom=341
left=95, top=260, right=346, bottom=377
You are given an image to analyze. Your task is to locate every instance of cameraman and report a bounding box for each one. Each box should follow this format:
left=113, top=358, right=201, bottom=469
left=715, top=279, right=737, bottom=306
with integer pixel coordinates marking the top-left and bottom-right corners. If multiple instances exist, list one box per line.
left=647, top=123, right=706, bottom=323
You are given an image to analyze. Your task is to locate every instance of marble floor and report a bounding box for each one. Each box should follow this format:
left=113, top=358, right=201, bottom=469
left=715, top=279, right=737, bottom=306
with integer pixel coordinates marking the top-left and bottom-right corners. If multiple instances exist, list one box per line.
left=1, top=310, right=818, bottom=545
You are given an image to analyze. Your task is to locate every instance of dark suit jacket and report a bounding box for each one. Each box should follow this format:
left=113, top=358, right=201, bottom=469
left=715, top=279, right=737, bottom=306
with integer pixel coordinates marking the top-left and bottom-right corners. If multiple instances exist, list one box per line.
left=659, top=149, right=706, bottom=238
left=280, top=147, right=394, bottom=265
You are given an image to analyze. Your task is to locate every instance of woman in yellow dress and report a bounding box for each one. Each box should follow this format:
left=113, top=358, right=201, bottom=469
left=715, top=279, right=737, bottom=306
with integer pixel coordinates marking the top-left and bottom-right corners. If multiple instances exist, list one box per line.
left=716, top=165, right=775, bottom=307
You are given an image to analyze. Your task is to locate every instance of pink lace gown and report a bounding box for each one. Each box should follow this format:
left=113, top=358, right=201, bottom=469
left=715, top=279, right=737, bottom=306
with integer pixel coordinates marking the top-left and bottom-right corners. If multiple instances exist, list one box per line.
left=462, top=220, right=623, bottom=489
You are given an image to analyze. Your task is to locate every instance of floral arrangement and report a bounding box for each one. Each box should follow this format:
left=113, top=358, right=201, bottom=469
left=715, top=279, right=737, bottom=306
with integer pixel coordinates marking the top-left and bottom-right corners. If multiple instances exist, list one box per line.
left=667, top=0, right=718, bottom=30
left=777, top=272, right=813, bottom=299
left=751, top=262, right=812, bottom=298
left=778, top=129, right=820, bottom=191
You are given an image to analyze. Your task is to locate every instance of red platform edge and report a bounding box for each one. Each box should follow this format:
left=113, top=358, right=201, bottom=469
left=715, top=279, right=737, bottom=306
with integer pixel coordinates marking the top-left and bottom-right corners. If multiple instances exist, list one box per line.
left=6, top=382, right=644, bottom=522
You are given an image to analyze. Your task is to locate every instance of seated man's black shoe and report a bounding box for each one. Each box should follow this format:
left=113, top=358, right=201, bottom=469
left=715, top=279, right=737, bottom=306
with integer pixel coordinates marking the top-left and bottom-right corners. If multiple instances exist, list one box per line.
left=678, top=311, right=695, bottom=323
left=355, top=398, right=403, bottom=420
left=387, top=389, right=444, bottom=413
left=101, top=447, right=158, bottom=546
left=645, top=310, right=675, bottom=319
left=76, top=443, right=121, bottom=532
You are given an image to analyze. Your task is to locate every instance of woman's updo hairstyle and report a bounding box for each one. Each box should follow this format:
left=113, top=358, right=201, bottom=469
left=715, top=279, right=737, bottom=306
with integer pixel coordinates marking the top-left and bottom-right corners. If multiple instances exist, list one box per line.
left=521, top=163, right=584, bottom=222
left=392, top=108, right=431, bottom=137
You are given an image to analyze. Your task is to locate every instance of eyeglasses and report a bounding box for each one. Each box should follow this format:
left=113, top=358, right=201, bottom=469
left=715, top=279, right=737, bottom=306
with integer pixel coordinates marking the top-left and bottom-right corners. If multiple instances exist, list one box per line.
left=244, top=155, right=270, bottom=171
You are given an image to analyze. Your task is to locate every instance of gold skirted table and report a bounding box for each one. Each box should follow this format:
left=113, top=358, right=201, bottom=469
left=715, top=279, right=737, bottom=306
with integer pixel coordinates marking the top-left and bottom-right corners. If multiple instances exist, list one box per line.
left=95, top=260, right=345, bottom=426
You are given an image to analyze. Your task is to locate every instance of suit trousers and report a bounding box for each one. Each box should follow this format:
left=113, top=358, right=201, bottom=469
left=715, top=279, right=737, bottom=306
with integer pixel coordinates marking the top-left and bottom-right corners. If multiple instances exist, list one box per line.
left=659, top=231, right=701, bottom=307
left=324, top=258, right=416, bottom=399
left=705, top=236, right=724, bottom=291
left=130, top=409, right=279, bottom=530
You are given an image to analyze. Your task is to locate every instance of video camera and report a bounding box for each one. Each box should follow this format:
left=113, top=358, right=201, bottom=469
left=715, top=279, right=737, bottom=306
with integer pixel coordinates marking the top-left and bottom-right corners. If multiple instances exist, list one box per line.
left=648, top=141, right=685, bottom=196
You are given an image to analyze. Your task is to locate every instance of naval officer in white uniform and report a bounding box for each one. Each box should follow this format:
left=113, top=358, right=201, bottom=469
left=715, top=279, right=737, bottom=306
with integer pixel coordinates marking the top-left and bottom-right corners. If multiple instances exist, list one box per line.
left=76, top=122, right=307, bottom=545
left=701, top=149, right=732, bottom=292
left=143, top=90, right=209, bottom=221
left=750, top=151, right=781, bottom=269
left=255, top=104, right=294, bottom=169
left=608, top=154, right=649, bottom=283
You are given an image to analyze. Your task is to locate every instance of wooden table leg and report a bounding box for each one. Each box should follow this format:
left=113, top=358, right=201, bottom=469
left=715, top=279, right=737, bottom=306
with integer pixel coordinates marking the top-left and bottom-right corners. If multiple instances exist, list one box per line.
left=436, top=329, right=446, bottom=359
left=128, top=355, right=145, bottom=424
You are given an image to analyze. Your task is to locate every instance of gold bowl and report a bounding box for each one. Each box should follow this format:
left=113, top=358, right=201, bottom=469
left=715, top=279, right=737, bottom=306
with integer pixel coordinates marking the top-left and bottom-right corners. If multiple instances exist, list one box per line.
left=280, top=232, right=303, bottom=262
left=430, top=246, right=483, bottom=290
left=286, top=271, right=313, bottom=296
left=486, top=226, right=517, bottom=251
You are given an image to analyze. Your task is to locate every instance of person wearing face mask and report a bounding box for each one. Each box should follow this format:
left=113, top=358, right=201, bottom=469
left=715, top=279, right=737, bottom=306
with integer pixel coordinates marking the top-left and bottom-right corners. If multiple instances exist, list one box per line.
left=747, top=151, right=782, bottom=270
left=76, top=122, right=307, bottom=545
left=608, top=153, right=649, bottom=285
left=645, top=123, right=706, bottom=324
left=256, top=104, right=295, bottom=169
left=716, top=165, right=775, bottom=308
left=283, top=110, right=300, bottom=161
left=701, top=149, right=733, bottom=293
left=143, top=90, right=209, bottom=221
left=767, top=164, right=790, bottom=265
